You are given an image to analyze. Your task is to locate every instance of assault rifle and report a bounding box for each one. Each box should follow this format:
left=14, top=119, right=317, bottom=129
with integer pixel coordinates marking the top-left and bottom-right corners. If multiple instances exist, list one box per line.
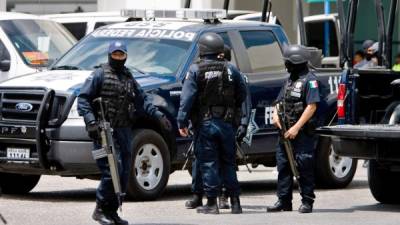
left=236, top=142, right=252, bottom=173
left=276, top=102, right=300, bottom=180
left=93, top=97, right=124, bottom=212
left=182, top=141, right=194, bottom=171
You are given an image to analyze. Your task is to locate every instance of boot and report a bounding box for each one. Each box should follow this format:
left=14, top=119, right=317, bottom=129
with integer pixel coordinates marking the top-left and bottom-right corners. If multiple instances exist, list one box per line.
left=109, top=211, right=129, bottom=225
left=298, top=202, right=313, bottom=213
left=218, top=195, right=230, bottom=209
left=266, top=200, right=292, bottom=212
left=230, top=196, right=242, bottom=214
left=185, top=193, right=203, bottom=209
left=92, top=204, right=116, bottom=225
left=197, top=197, right=219, bottom=214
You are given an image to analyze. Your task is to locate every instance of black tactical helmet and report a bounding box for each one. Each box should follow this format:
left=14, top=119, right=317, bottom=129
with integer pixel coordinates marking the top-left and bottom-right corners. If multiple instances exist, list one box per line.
left=283, top=44, right=311, bottom=65
left=198, top=32, right=224, bottom=56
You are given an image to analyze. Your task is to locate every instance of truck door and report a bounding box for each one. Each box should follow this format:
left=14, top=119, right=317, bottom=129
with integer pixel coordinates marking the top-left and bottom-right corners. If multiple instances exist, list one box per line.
left=233, top=29, right=288, bottom=155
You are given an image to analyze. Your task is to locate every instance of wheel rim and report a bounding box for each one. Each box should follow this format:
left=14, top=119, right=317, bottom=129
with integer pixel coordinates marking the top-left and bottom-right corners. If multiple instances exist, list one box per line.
left=328, top=144, right=353, bottom=179
left=134, top=143, right=164, bottom=191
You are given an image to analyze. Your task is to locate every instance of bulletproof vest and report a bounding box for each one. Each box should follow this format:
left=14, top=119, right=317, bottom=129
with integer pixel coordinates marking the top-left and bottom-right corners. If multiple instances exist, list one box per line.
left=99, top=64, right=136, bottom=128
left=196, top=60, right=236, bottom=117
left=283, top=77, right=307, bottom=126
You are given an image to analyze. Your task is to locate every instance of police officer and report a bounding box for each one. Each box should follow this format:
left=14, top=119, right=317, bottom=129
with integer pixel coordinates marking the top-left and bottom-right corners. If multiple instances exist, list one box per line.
left=178, top=32, right=248, bottom=214
left=78, top=41, right=171, bottom=225
left=355, top=40, right=375, bottom=69
left=184, top=44, right=251, bottom=211
left=267, top=45, right=321, bottom=214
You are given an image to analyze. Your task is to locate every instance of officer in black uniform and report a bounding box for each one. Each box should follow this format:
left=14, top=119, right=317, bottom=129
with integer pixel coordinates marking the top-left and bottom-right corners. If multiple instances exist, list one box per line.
left=178, top=32, right=248, bottom=214
left=78, top=41, right=171, bottom=225
left=184, top=45, right=251, bottom=211
left=267, top=45, right=321, bottom=214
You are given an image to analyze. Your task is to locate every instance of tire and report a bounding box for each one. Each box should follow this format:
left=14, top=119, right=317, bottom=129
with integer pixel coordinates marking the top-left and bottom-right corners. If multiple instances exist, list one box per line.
left=127, top=129, right=170, bottom=201
left=368, top=160, right=400, bottom=204
left=0, top=173, right=40, bottom=194
left=315, top=136, right=357, bottom=188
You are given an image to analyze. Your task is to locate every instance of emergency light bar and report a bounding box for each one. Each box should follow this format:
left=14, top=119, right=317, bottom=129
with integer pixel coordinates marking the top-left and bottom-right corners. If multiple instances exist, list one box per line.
left=121, top=9, right=227, bottom=20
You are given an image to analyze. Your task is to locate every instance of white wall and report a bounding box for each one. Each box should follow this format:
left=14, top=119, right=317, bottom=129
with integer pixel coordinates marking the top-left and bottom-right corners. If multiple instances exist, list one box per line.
left=0, top=0, right=6, bottom=11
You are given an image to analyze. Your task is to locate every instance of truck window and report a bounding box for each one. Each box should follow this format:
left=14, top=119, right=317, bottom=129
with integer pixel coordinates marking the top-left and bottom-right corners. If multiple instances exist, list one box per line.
left=94, top=22, right=117, bottom=30
left=218, top=32, right=238, bottom=67
left=62, top=22, right=87, bottom=40
left=305, top=20, right=338, bottom=57
left=239, top=30, right=285, bottom=73
left=0, top=39, right=10, bottom=61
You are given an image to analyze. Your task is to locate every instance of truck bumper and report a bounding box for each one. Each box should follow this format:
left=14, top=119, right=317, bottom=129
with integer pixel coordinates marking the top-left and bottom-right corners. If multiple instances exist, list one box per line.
left=318, top=125, right=400, bottom=162
left=0, top=118, right=99, bottom=176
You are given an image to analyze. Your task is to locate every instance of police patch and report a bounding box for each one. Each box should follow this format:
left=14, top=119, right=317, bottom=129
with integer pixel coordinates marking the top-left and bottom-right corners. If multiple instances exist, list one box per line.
left=309, top=80, right=318, bottom=88
left=290, top=91, right=301, bottom=98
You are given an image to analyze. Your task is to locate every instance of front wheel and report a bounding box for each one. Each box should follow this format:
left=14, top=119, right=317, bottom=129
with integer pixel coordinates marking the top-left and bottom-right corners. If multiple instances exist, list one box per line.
left=315, top=136, right=357, bottom=188
left=0, top=173, right=41, bottom=194
left=126, top=129, right=170, bottom=200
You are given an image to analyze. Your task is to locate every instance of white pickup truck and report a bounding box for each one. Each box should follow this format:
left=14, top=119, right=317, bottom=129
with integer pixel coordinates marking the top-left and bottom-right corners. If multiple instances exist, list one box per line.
left=0, top=12, right=76, bottom=81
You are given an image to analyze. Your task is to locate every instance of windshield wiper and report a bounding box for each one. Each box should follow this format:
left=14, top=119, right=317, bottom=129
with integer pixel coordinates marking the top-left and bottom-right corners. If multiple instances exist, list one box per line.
left=127, top=66, right=146, bottom=75
left=52, top=65, right=82, bottom=70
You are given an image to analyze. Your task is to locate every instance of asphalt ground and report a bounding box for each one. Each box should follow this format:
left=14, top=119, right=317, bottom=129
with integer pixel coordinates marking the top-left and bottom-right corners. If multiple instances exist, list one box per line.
left=1, top=164, right=399, bottom=225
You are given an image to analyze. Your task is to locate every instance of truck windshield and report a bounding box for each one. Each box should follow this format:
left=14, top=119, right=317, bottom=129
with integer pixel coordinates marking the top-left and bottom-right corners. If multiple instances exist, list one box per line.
left=53, top=35, right=192, bottom=76
left=0, top=19, right=76, bottom=67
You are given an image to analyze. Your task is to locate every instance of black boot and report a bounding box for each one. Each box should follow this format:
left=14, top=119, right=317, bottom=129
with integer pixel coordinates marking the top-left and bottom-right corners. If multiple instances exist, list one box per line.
left=92, top=204, right=116, bottom=225
left=298, top=202, right=313, bottom=213
left=109, top=211, right=129, bottom=225
left=185, top=193, right=203, bottom=209
left=230, top=196, right=242, bottom=214
left=197, top=197, right=219, bottom=214
left=266, top=200, right=292, bottom=212
left=218, top=195, right=230, bottom=209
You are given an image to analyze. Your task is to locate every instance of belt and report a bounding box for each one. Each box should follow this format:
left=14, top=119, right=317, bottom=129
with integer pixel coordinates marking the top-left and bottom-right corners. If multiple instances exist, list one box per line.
left=202, top=106, right=234, bottom=122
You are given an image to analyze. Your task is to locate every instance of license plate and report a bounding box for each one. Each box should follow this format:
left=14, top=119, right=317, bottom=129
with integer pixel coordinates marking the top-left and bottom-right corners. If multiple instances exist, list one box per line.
left=6, top=148, right=30, bottom=159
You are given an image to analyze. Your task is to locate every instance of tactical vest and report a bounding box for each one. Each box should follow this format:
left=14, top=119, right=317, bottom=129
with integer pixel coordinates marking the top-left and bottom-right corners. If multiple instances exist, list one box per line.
left=195, top=60, right=236, bottom=121
left=99, top=64, right=136, bottom=128
left=283, top=77, right=307, bottom=126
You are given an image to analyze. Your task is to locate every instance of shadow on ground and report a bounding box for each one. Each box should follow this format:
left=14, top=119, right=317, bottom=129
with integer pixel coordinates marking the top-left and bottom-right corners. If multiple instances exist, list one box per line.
left=1, top=178, right=369, bottom=203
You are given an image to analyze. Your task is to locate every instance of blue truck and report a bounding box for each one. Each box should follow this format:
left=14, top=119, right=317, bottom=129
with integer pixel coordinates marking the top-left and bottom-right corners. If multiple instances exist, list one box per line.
left=0, top=9, right=355, bottom=200
left=317, top=0, right=400, bottom=204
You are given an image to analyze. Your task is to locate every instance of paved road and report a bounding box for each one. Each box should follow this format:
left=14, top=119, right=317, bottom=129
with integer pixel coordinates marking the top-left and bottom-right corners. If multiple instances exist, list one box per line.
left=1, top=165, right=399, bottom=225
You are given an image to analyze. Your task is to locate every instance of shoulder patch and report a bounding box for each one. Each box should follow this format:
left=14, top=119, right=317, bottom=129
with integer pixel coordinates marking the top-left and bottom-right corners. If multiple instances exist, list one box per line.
left=309, top=80, right=318, bottom=88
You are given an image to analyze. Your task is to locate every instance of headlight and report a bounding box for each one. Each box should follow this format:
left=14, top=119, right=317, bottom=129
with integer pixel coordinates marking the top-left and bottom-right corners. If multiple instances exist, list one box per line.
left=67, top=99, right=81, bottom=119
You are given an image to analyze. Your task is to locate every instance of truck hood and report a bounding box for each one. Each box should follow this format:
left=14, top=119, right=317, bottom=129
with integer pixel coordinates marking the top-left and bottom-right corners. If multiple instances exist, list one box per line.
left=0, top=70, right=176, bottom=94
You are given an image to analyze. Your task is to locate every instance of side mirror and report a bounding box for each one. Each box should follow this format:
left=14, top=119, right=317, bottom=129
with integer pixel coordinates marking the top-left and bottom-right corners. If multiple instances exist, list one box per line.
left=0, top=59, right=10, bottom=72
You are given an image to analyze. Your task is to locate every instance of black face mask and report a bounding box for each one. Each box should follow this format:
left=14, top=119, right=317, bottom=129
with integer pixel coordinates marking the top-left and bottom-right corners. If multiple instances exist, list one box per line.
left=108, top=54, right=126, bottom=72
left=285, top=61, right=307, bottom=81
left=366, top=54, right=372, bottom=61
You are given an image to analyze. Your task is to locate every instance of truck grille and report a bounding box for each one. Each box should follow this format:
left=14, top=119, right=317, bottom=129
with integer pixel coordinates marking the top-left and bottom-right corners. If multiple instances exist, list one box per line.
left=1, top=92, right=44, bottom=121
left=0, top=88, right=68, bottom=124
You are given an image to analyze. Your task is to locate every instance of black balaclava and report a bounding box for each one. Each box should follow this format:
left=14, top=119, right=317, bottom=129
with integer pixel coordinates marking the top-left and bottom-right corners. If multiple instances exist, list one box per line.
left=285, top=61, right=308, bottom=81
left=108, top=53, right=126, bottom=72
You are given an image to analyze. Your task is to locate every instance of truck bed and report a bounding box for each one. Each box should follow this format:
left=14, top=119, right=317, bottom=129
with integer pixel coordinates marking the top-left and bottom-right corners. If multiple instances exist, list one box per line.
left=318, top=124, right=400, bottom=139
left=317, top=125, right=400, bottom=161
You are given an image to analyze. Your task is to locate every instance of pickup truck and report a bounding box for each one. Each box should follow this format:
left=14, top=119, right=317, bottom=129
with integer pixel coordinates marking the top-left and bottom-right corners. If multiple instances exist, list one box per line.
left=317, top=0, right=400, bottom=204
left=0, top=9, right=354, bottom=200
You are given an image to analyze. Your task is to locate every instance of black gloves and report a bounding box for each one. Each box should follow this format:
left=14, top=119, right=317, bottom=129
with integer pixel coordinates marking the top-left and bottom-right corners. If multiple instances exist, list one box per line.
left=86, top=121, right=100, bottom=140
left=159, top=115, right=172, bottom=131
left=236, top=125, right=247, bottom=143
